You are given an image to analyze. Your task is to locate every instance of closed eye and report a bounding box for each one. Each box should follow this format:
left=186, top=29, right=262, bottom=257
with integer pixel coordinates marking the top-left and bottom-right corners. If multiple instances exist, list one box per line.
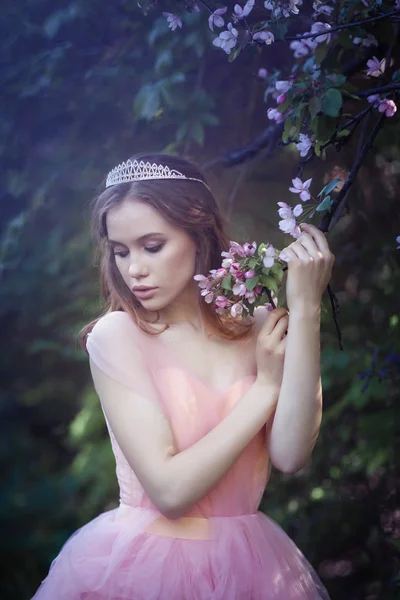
left=113, top=244, right=164, bottom=258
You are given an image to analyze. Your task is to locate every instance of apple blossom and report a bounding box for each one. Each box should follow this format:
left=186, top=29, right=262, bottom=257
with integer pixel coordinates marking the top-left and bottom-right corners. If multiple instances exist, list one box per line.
left=289, top=177, right=312, bottom=201
left=366, top=56, right=386, bottom=77
left=233, top=0, right=254, bottom=20
left=253, top=31, right=275, bottom=45
left=208, top=7, right=227, bottom=32
left=310, top=22, right=332, bottom=44
left=378, top=99, right=397, bottom=117
left=296, top=133, right=313, bottom=157
left=162, top=13, right=183, bottom=31
left=258, top=68, right=268, bottom=79
left=267, top=107, right=284, bottom=123
left=213, top=23, right=239, bottom=54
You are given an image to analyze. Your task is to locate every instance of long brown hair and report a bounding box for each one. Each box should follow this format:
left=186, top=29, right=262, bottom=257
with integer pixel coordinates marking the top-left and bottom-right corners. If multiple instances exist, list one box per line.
left=78, top=152, right=254, bottom=352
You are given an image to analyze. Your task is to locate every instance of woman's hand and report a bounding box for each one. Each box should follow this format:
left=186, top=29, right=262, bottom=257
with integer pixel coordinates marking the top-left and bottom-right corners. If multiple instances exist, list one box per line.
left=255, top=307, right=288, bottom=392
left=280, top=223, right=335, bottom=314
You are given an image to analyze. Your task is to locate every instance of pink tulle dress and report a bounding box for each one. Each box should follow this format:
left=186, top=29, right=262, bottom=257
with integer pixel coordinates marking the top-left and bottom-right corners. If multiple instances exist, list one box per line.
left=32, top=311, right=331, bottom=600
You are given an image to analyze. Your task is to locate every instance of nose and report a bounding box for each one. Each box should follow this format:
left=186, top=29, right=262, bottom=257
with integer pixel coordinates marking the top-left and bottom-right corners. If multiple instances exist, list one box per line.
left=128, top=256, right=149, bottom=280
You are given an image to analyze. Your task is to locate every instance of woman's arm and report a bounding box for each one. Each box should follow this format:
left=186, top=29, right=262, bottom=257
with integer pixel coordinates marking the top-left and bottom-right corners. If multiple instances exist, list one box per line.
left=267, top=305, right=322, bottom=474
left=91, top=358, right=277, bottom=520
left=266, top=223, right=334, bottom=474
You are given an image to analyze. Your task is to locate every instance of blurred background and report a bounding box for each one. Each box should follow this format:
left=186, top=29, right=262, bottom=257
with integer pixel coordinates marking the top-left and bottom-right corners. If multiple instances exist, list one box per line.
left=1, top=1, right=399, bottom=599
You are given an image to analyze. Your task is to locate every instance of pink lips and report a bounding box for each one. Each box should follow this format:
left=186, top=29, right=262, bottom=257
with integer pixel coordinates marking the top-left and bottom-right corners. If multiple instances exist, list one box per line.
left=132, top=287, right=157, bottom=300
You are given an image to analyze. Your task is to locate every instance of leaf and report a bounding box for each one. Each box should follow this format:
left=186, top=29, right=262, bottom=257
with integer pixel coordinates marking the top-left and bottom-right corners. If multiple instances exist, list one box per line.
left=191, top=122, right=204, bottom=146
left=318, top=178, right=341, bottom=197
left=309, top=97, right=322, bottom=119
left=245, top=277, right=259, bottom=291
left=221, top=274, right=232, bottom=290
left=201, top=113, right=219, bottom=126
left=392, top=69, right=400, bottom=83
left=228, top=46, right=242, bottom=62
left=316, top=195, right=333, bottom=212
left=321, top=88, right=343, bottom=118
left=133, top=84, right=161, bottom=120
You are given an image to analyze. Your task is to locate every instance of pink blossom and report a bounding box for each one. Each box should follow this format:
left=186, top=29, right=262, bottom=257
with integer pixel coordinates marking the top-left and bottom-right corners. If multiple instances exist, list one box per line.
left=242, top=241, right=257, bottom=256
left=289, top=177, right=312, bottom=201
left=290, top=40, right=311, bottom=58
left=310, top=22, right=332, bottom=44
left=229, top=262, right=242, bottom=277
left=276, top=80, right=293, bottom=93
left=208, top=7, right=227, bottom=31
left=312, top=1, right=334, bottom=17
left=378, top=99, right=397, bottom=117
left=264, top=303, right=274, bottom=312
left=232, top=281, right=247, bottom=295
left=277, top=203, right=302, bottom=238
left=396, top=235, right=400, bottom=249
left=366, top=56, right=386, bottom=77
left=245, top=269, right=256, bottom=279
left=245, top=289, right=257, bottom=304
left=213, top=267, right=228, bottom=279
left=258, top=68, right=268, bottom=79
left=277, top=94, right=286, bottom=105
left=262, top=245, right=275, bottom=268
left=162, top=12, right=183, bottom=31
left=214, top=295, right=228, bottom=309
left=213, top=23, right=239, bottom=54
left=253, top=31, right=275, bottom=45
left=233, top=0, right=254, bottom=20
left=193, top=274, right=209, bottom=289
left=201, top=288, right=215, bottom=303
left=229, top=241, right=246, bottom=257
left=231, top=302, right=244, bottom=317
left=267, top=107, right=284, bottom=123
left=221, top=257, right=233, bottom=269
left=296, top=133, right=312, bottom=157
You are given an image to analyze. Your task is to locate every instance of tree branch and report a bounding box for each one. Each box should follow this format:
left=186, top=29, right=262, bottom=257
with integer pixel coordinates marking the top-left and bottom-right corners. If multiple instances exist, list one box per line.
left=286, top=11, right=399, bottom=42
left=356, top=83, right=400, bottom=97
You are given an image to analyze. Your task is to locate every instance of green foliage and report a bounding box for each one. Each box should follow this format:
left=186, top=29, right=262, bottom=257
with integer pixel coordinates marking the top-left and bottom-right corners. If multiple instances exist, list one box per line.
left=1, top=1, right=400, bottom=599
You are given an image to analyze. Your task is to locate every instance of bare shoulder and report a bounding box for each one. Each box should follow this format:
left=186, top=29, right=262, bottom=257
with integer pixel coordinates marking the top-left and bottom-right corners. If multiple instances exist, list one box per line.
left=90, top=311, right=134, bottom=338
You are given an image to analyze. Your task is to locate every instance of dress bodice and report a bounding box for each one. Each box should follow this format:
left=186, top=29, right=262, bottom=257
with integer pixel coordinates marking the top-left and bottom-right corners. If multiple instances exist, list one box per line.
left=87, top=311, right=272, bottom=519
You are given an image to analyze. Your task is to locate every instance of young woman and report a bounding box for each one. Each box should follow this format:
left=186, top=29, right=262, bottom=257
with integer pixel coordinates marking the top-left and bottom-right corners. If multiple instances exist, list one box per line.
left=32, top=152, right=334, bottom=599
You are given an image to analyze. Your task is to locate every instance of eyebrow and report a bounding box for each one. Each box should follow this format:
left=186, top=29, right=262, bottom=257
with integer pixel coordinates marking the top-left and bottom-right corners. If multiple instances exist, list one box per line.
left=108, top=232, right=164, bottom=245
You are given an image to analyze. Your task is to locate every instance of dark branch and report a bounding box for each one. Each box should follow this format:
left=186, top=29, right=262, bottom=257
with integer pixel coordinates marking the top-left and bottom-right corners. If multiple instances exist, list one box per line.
left=286, top=11, right=399, bottom=42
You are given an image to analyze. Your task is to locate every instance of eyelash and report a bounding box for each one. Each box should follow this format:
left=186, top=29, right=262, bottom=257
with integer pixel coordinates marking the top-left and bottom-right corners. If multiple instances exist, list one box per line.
left=113, top=244, right=164, bottom=258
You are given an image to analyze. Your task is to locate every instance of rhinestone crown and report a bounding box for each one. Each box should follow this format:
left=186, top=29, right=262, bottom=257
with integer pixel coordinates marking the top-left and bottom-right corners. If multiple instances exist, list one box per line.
left=105, top=159, right=210, bottom=191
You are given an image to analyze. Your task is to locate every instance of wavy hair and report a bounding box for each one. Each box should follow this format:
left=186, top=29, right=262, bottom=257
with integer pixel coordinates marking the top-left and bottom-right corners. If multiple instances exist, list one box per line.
left=78, top=152, right=254, bottom=352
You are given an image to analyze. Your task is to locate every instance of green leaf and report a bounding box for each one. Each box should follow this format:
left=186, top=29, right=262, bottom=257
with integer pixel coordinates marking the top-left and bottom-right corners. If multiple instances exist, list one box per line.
left=321, top=88, right=343, bottom=118
left=228, top=46, right=242, bottom=62
left=245, top=277, right=259, bottom=291
left=221, top=274, right=232, bottom=291
left=392, top=69, right=400, bottom=82
left=316, top=195, right=333, bottom=212
left=133, top=84, right=161, bottom=120
left=318, top=178, right=341, bottom=197
left=191, top=122, right=204, bottom=146
left=309, top=97, right=322, bottom=119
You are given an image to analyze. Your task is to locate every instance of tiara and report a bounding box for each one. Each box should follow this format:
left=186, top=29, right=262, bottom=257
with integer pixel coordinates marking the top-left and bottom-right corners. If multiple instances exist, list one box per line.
left=105, top=159, right=210, bottom=191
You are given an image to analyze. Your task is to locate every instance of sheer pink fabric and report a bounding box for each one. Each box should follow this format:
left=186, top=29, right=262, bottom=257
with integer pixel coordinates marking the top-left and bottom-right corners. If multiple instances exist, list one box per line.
left=32, top=311, right=330, bottom=599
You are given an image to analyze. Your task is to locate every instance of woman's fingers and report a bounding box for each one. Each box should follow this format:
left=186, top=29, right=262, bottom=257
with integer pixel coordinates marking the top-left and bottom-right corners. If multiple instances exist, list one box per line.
left=261, top=307, right=288, bottom=335
left=297, top=232, right=323, bottom=260
left=300, top=223, right=333, bottom=259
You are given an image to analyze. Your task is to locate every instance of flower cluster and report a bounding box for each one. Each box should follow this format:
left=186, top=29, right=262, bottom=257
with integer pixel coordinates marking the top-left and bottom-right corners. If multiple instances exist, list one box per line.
left=367, top=95, right=397, bottom=117
left=194, top=240, right=285, bottom=319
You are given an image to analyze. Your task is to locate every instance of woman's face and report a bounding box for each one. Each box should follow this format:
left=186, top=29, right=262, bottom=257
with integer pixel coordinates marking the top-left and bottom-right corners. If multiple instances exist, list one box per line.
left=106, top=197, right=199, bottom=318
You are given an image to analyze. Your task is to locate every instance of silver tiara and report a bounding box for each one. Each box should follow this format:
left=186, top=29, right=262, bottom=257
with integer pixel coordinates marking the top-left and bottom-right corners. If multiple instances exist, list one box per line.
left=105, top=159, right=210, bottom=191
